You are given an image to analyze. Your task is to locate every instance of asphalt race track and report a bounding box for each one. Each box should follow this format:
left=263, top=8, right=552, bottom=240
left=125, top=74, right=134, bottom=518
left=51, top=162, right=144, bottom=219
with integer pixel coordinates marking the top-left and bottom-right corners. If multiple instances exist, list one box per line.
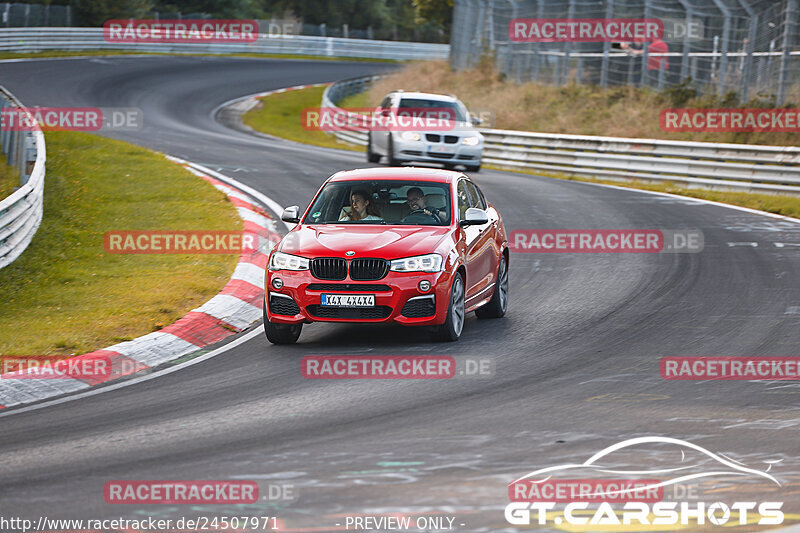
left=1, top=56, right=800, bottom=531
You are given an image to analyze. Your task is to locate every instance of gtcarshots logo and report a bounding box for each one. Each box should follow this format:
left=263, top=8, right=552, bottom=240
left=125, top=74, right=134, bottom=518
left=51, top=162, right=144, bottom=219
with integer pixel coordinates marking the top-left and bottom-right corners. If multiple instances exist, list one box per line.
left=506, top=436, right=784, bottom=528
left=104, top=19, right=258, bottom=43
left=510, top=229, right=703, bottom=253
left=104, top=480, right=258, bottom=504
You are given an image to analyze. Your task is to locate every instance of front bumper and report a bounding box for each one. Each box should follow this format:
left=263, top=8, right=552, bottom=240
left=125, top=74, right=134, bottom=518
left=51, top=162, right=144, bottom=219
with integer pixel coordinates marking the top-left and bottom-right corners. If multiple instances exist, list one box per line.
left=393, top=137, right=483, bottom=166
left=265, top=269, right=453, bottom=326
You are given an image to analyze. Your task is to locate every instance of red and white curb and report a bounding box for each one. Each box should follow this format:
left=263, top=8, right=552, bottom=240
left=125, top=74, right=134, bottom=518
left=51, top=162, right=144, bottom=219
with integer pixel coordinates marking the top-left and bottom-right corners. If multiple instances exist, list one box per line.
left=0, top=158, right=283, bottom=410
left=223, top=82, right=332, bottom=116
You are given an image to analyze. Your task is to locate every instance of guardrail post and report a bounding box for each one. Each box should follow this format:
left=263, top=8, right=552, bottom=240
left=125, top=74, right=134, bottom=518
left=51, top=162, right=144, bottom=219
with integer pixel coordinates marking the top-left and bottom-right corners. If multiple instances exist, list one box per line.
left=600, top=0, right=614, bottom=89
left=560, top=0, right=576, bottom=86
left=6, top=128, right=16, bottom=167
left=531, top=0, right=544, bottom=81
left=0, top=97, right=6, bottom=153
left=736, top=0, right=757, bottom=103
left=777, top=0, right=797, bottom=106
left=709, top=0, right=731, bottom=96
left=21, top=133, right=35, bottom=184
left=675, top=0, right=693, bottom=82
left=639, top=0, right=652, bottom=87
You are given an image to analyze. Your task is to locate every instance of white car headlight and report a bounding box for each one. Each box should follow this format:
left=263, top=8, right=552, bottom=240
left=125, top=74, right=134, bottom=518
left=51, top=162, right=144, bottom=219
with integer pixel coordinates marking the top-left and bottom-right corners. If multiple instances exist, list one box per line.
left=269, top=251, right=310, bottom=271
left=462, top=136, right=481, bottom=146
left=390, top=253, right=443, bottom=273
left=401, top=132, right=421, bottom=141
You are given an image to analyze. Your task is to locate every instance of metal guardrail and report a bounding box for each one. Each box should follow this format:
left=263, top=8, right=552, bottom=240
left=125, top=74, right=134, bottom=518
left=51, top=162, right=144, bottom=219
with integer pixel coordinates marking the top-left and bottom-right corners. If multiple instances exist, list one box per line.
left=323, top=76, right=800, bottom=194
left=0, top=27, right=449, bottom=60
left=321, top=75, right=382, bottom=146
left=0, top=86, right=45, bottom=269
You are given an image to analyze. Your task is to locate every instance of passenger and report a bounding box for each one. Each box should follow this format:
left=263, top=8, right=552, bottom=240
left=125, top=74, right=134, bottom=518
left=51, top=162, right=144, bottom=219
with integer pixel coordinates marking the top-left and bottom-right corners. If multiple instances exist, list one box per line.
left=339, top=190, right=383, bottom=221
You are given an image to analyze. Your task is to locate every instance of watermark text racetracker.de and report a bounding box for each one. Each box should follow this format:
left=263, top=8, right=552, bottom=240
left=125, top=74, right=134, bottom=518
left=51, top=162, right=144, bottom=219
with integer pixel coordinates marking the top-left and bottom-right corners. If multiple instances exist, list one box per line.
left=0, top=354, right=116, bottom=380
left=301, top=355, right=494, bottom=379
left=510, top=229, right=703, bottom=253
left=104, top=19, right=259, bottom=43
left=0, top=107, right=142, bottom=132
left=661, top=108, right=800, bottom=132
left=103, top=230, right=259, bottom=254
left=661, top=356, right=800, bottom=380
left=302, top=107, right=460, bottom=132
left=510, top=18, right=663, bottom=42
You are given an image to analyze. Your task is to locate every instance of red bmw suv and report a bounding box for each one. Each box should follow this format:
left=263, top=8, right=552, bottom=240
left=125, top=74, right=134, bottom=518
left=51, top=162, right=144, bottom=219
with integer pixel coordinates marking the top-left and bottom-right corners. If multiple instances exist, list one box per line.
left=263, top=168, right=508, bottom=344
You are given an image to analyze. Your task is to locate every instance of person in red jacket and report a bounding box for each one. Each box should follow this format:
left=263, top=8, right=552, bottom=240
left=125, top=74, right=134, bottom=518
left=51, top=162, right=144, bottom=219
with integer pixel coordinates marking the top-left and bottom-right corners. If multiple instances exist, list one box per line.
left=621, top=39, right=670, bottom=85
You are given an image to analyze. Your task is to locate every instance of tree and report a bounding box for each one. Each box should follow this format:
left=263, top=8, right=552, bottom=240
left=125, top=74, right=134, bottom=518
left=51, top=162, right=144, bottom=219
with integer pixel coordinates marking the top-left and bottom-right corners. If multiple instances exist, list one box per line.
left=75, top=0, right=155, bottom=26
left=413, top=0, right=453, bottom=30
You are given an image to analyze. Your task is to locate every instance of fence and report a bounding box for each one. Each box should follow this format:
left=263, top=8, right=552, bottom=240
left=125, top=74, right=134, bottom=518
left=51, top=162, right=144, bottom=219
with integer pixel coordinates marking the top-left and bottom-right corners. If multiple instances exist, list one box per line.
left=0, top=86, right=46, bottom=270
left=451, top=0, right=800, bottom=104
left=0, top=27, right=449, bottom=61
left=322, top=75, right=800, bottom=194
left=1, top=3, right=71, bottom=27
left=0, top=7, right=445, bottom=43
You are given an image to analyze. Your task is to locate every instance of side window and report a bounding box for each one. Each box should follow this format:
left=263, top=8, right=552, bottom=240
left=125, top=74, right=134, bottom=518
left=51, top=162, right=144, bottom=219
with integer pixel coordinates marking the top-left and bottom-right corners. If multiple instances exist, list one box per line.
left=457, top=180, right=471, bottom=220
left=465, top=181, right=487, bottom=210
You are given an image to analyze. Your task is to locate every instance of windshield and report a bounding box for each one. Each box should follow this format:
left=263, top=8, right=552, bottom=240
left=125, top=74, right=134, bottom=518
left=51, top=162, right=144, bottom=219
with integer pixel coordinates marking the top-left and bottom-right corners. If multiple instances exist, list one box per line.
left=398, top=98, right=468, bottom=123
left=303, top=180, right=452, bottom=226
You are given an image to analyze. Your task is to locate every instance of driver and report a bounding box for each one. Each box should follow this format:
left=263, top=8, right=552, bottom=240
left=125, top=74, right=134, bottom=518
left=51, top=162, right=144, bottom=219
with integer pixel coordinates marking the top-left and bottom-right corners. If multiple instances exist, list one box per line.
left=405, top=187, right=441, bottom=221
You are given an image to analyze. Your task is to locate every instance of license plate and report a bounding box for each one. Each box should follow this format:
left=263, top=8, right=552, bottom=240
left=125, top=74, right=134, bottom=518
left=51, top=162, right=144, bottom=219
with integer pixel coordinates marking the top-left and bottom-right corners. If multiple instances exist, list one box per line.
left=429, top=144, right=451, bottom=153
left=321, top=294, right=375, bottom=307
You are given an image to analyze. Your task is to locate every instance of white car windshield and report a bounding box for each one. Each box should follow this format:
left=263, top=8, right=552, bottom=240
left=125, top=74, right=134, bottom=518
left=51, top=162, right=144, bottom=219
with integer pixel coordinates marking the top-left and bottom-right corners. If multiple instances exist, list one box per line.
left=398, top=98, right=468, bottom=123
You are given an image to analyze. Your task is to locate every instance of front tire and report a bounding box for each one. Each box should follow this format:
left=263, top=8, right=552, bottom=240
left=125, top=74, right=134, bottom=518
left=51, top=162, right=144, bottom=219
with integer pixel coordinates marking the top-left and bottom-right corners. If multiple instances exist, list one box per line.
left=465, top=164, right=481, bottom=173
left=263, top=296, right=302, bottom=344
left=476, top=254, right=508, bottom=319
left=433, top=272, right=465, bottom=342
left=367, top=133, right=381, bottom=163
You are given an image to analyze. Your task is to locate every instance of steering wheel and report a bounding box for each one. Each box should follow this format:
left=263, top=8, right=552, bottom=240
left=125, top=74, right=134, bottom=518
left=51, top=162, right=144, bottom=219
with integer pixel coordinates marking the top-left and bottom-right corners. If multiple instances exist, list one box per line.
left=402, top=208, right=441, bottom=224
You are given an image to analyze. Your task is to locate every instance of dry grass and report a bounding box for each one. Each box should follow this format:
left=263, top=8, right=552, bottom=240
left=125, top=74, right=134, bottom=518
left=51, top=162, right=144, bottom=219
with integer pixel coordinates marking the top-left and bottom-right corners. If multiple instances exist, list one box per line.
left=350, top=60, right=800, bottom=146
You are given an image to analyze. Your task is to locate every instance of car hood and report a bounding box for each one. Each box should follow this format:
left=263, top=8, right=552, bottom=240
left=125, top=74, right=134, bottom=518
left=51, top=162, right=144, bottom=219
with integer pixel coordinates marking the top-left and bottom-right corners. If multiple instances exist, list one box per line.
left=278, top=224, right=452, bottom=260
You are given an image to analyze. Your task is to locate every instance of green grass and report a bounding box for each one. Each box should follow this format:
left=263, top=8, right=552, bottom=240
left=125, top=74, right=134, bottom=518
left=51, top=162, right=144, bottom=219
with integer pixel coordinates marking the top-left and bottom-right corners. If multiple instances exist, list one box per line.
left=241, top=85, right=361, bottom=151
left=0, top=131, right=241, bottom=355
left=0, top=153, right=16, bottom=200
left=0, top=49, right=397, bottom=63
left=254, top=84, right=800, bottom=220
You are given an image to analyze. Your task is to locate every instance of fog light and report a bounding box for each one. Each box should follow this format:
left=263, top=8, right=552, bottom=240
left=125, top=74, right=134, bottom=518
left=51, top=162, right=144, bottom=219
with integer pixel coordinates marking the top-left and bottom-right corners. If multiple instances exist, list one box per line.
left=272, top=277, right=284, bottom=290
left=418, top=280, right=431, bottom=292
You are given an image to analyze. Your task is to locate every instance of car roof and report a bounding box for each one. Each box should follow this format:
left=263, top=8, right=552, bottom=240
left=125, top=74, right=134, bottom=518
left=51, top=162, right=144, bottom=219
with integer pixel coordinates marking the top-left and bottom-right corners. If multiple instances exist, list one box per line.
left=328, top=167, right=461, bottom=184
left=390, top=91, right=459, bottom=103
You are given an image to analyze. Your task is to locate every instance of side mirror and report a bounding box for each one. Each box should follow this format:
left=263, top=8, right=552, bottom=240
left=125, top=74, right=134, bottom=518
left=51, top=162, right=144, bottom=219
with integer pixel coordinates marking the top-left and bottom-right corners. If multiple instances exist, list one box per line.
left=470, top=113, right=483, bottom=126
left=281, top=205, right=300, bottom=223
left=460, top=207, right=489, bottom=227
left=380, top=108, right=391, bottom=117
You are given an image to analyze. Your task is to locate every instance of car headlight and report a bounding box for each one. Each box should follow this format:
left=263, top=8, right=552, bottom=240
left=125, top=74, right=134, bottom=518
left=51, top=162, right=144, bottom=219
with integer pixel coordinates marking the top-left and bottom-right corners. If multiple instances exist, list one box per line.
left=269, top=251, right=310, bottom=271
left=401, top=132, right=421, bottom=141
left=462, top=136, right=481, bottom=146
left=390, top=253, right=443, bottom=273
